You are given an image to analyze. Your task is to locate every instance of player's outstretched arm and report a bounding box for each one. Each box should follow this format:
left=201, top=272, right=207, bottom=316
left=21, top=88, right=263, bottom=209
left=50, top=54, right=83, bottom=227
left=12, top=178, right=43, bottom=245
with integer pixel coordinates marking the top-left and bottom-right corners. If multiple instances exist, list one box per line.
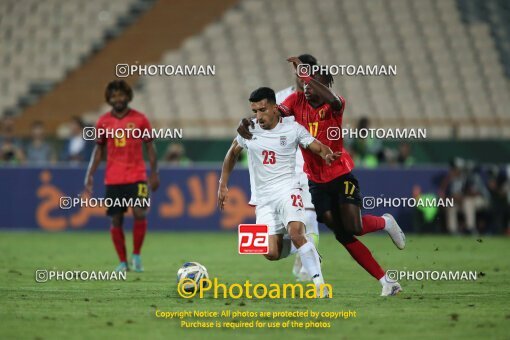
left=307, top=140, right=342, bottom=166
left=307, top=78, right=343, bottom=111
left=218, top=139, right=244, bottom=210
left=84, top=144, right=104, bottom=195
left=146, top=141, right=160, bottom=192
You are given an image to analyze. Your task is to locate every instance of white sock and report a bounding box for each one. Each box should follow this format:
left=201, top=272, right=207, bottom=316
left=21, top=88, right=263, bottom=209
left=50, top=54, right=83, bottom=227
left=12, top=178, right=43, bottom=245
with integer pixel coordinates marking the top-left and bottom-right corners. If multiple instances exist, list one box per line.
left=305, top=209, right=319, bottom=235
left=379, top=273, right=395, bottom=286
left=297, top=241, right=324, bottom=287
left=298, top=234, right=318, bottom=276
left=382, top=215, right=391, bottom=231
left=279, top=235, right=298, bottom=259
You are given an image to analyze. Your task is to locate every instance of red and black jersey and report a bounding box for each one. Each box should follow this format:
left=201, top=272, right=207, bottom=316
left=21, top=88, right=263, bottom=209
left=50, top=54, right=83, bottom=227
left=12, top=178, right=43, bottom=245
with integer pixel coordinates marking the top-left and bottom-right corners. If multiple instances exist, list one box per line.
left=95, top=109, right=152, bottom=185
left=279, top=91, right=354, bottom=183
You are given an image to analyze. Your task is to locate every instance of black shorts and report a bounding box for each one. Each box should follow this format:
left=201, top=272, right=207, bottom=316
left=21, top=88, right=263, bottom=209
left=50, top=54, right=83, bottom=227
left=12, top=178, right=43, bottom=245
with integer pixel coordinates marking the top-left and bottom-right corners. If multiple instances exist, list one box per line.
left=105, top=181, right=149, bottom=216
left=308, top=172, right=362, bottom=222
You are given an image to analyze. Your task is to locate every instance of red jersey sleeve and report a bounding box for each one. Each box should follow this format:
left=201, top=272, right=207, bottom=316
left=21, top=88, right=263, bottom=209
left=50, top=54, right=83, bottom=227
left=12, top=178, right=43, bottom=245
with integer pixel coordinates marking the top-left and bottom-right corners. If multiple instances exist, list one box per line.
left=278, top=92, right=298, bottom=117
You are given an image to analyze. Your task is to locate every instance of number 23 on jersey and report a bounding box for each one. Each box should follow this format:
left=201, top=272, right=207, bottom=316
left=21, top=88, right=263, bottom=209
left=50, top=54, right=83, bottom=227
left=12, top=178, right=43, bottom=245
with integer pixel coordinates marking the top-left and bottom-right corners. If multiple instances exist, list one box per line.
left=262, top=150, right=276, bottom=164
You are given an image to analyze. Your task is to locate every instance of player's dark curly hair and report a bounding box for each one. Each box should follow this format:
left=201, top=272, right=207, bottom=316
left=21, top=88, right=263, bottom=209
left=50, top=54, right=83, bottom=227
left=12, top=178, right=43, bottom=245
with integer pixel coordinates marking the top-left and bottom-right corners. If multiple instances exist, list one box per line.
left=319, top=70, right=335, bottom=88
left=297, top=54, right=334, bottom=88
left=249, top=87, right=276, bottom=104
left=104, top=80, right=133, bottom=103
left=298, top=54, right=318, bottom=66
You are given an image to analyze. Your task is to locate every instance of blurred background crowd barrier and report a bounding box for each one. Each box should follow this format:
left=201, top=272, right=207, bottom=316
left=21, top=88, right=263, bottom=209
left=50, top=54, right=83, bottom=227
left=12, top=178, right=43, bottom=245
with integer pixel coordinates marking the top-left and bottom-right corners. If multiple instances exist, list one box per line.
left=0, top=0, right=509, bottom=234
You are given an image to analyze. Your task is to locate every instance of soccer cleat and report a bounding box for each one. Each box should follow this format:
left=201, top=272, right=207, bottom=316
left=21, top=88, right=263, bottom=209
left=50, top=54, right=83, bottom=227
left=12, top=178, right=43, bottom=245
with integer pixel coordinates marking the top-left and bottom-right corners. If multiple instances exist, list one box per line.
left=296, top=269, right=312, bottom=282
left=293, top=235, right=322, bottom=282
left=115, top=262, right=128, bottom=273
left=293, top=254, right=314, bottom=282
left=318, top=285, right=331, bottom=298
left=131, top=254, right=143, bottom=272
left=381, top=282, right=402, bottom=296
left=383, top=213, right=406, bottom=250
left=292, top=254, right=304, bottom=277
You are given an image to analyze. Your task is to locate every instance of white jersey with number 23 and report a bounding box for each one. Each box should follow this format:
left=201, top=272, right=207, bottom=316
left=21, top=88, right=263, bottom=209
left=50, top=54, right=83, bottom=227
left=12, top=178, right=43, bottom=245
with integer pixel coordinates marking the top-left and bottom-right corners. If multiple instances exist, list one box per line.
left=236, top=117, right=315, bottom=202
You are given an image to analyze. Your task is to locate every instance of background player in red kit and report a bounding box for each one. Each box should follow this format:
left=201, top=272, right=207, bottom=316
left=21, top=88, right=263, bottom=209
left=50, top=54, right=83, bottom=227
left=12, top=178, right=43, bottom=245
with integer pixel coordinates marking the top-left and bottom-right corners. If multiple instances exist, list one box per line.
left=84, top=80, right=159, bottom=272
left=239, top=58, right=406, bottom=296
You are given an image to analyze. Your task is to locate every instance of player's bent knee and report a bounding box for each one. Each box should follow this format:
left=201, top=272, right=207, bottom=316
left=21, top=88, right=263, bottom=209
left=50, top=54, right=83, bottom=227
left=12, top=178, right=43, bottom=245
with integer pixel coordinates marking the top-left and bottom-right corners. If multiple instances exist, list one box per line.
left=133, top=213, right=146, bottom=220
left=111, top=215, right=124, bottom=228
left=133, top=209, right=147, bottom=220
left=264, top=241, right=281, bottom=261
left=290, top=233, right=306, bottom=243
left=287, top=221, right=305, bottom=237
left=288, top=228, right=307, bottom=244
left=263, top=253, right=279, bottom=261
left=288, top=222, right=307, bottom=246
left=346, top=223, right=363, bottom=236
left=321, top=211, right=336, bottom=228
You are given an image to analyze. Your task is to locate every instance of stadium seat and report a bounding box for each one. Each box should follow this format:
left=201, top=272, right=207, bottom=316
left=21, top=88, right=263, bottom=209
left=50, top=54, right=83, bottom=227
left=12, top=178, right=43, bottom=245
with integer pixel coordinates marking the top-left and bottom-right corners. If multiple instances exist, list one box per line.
left=6, top=0, right=506, bottom=139
left=0, top=0, right=148, bottom=115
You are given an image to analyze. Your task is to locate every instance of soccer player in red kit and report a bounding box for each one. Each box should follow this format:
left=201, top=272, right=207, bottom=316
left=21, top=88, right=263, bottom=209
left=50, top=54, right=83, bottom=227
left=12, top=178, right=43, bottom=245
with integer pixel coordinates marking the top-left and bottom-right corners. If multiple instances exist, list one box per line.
left=84, top=80, right=159, bottom=272
left=238, top=58, right=406, bottom=296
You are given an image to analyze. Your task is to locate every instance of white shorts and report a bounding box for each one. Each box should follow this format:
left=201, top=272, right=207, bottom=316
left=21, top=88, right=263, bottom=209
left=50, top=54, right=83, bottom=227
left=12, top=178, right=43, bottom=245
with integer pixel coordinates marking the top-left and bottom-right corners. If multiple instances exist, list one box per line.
left=299, top=173, right=318, bottom=234
left=255, top=188, right=306, bottom=235
left=300, top=177, right=314, bottom=210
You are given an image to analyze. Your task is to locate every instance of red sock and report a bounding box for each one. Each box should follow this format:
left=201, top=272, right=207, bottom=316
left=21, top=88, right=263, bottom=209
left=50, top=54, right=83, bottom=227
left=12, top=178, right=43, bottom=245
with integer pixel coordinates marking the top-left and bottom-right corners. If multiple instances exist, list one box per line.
left=342, top=237, right=385, bottom=280
left=110, top=226, right=127, bottom=262
left=133, top=219, right=147, bottom=255
left=360, top=215, right=385, bottom=235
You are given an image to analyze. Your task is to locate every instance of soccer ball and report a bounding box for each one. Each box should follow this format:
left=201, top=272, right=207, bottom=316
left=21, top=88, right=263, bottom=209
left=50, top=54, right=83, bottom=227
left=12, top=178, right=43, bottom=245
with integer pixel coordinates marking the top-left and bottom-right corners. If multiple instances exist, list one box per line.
left=176, top=262, right=209, bottom=292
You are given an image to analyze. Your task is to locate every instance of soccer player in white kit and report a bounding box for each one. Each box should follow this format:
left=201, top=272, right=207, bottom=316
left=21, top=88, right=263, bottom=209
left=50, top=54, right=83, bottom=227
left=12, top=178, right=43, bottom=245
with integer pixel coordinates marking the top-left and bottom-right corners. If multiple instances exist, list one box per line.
left=218, top=87, right=340, bottom=297
left=246, top=54, right=320, bottom=281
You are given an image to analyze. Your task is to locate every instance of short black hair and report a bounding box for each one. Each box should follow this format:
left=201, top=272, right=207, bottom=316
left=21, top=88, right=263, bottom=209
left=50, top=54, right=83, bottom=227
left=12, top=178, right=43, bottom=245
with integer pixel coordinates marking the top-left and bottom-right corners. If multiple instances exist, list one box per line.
left=249, top=87, right=276, bottom=104
left=298, top=54, right=318, bottom=66
left=298, top=54, right=334, bottom=87
left=105, top=80, right=133, bottom=102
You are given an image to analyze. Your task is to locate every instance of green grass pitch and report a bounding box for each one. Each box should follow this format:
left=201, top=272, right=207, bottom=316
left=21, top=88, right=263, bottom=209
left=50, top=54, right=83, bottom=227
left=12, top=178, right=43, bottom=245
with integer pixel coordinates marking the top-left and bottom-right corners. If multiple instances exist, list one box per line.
left=1, top=231, right=509, bottom=340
